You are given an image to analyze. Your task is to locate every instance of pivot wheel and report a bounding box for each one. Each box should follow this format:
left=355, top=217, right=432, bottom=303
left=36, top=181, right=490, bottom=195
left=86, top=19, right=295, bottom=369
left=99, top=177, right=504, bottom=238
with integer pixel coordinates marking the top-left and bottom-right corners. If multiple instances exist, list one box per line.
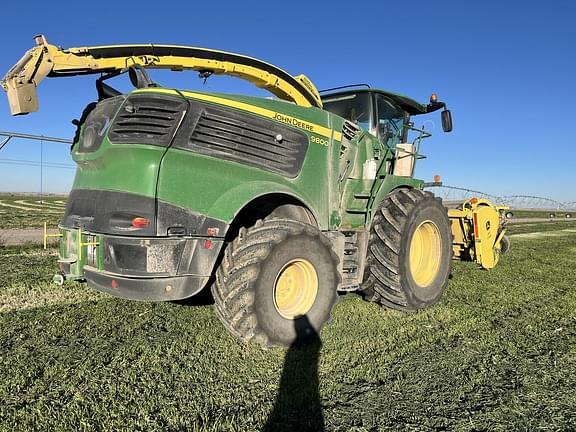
left=499, top=235, right=511, bottom=255
left=212, top=219, right=339, bottom=348
left=361, top=188, right=452, bottom=311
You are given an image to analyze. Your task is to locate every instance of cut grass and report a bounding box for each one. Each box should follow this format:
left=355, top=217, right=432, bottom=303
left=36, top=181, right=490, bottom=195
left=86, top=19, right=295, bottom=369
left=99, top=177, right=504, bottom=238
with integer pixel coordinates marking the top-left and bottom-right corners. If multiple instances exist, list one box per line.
left=0, top=223, right=575, bottom=431
left=0, top=246, right=103, bottom=313
left=506, top=220, right=576, bottom=235
left=510, top=209, right=575, bottom=219
left=0, top=196, right=65, bottom=229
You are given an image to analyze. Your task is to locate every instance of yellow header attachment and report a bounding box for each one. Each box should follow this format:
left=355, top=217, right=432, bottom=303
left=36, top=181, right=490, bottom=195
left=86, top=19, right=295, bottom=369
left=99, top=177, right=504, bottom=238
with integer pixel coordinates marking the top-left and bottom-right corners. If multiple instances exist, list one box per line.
left=1, top=35, right=323, bottom=115
left=448, top=198, right=509, bottom=269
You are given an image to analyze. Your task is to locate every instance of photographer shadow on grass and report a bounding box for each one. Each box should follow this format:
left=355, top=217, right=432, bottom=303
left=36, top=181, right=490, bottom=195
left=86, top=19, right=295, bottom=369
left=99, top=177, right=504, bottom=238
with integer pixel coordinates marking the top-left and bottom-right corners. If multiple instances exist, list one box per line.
left=264, top=315, right=324, bottom=432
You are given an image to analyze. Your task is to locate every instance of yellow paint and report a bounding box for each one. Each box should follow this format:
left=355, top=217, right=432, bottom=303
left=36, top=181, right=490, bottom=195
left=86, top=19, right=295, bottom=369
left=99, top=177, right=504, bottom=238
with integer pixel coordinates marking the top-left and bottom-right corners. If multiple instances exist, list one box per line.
left=474, top=204, right=502, bottom=269
left=448, top=198, right=508, bottom=270
left=274, top=259, right=318, bottom=319
left=43, top=221, right=62, bottom=250
left=137, top=88, right=342, bottom=141
left=409, top=220, right=442, bottom=287
left=2, top=37, right=325, bottom=115
left=77, top=227, right=99, bottom=261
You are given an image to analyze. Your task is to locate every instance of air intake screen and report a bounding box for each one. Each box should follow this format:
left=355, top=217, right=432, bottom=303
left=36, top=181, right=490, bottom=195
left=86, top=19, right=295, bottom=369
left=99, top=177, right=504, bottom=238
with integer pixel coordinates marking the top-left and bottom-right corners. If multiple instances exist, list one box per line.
left=179, top=103, right=308, bottom=178
left=108, top=94, right=187, bottom=147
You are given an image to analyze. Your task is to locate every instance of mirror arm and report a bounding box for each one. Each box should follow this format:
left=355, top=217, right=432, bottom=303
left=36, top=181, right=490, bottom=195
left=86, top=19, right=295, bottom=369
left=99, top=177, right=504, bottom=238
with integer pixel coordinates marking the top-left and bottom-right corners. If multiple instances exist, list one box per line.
left=426, top=101, right=446, bottom=113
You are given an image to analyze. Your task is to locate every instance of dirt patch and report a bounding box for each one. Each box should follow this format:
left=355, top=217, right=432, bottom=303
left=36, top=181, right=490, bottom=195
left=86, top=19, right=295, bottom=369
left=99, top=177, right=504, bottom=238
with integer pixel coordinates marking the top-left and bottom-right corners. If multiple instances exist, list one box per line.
left=508, top=218, right=574, bottom=224
left=0, top=228, right=59, bottom=245
left=510, top=229, right=576, bottom=239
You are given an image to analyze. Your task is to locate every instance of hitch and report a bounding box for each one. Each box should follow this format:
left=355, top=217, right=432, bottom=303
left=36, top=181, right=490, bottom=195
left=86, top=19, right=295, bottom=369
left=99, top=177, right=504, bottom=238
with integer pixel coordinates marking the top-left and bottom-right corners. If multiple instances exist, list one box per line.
left=43, top=222, right=62, bottom=249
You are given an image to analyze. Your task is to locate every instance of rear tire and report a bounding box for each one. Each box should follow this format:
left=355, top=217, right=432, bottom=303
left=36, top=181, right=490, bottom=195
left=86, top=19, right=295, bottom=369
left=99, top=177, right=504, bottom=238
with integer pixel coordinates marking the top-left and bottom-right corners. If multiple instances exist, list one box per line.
left=212, top=219, right=339, bottom=347
left=360, top=188, right=452, bottom=311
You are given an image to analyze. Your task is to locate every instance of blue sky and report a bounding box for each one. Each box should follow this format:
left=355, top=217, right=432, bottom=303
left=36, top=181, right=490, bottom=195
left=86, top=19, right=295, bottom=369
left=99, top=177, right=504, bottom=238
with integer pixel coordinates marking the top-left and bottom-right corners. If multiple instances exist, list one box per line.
left=0, top=1, right=574, bottom=201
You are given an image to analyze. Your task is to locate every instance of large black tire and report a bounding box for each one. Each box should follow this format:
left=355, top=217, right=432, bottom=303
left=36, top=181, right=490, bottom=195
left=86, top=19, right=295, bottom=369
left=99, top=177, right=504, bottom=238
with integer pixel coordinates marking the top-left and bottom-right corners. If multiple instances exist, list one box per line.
left=360, top=188, right=452, bottom=311
left=212, top=219, right=340, bottom=348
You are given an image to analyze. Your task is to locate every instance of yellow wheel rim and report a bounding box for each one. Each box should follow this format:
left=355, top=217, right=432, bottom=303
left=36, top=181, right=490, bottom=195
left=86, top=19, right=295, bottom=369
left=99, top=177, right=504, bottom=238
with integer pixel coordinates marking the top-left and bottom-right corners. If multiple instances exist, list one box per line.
left=274, top=259, right=318, bottom=319
left=409, top=220, right=442, bottom=287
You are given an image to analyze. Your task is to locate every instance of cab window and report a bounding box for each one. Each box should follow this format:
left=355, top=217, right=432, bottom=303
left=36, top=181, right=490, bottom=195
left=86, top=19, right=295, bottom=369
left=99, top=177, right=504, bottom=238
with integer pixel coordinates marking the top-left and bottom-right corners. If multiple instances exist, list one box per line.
left=376, top=94, right=407, bottom=147
left=321, top=92, right=372, bottom=132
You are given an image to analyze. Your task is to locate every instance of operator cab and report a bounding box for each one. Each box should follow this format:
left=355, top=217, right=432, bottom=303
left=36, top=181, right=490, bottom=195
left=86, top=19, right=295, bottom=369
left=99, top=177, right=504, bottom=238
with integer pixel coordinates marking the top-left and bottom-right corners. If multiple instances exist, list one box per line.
left=320, top=86, right=452, bottom=146
left=321, top=89, right=406, bottom=147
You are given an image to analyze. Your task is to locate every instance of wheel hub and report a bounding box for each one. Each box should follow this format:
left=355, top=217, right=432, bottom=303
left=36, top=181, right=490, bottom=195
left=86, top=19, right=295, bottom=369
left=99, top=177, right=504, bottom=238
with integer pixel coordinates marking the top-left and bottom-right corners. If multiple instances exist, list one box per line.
left=409, top=220, right=442, bottom=287
left=274, top=259, right=318, bottom=319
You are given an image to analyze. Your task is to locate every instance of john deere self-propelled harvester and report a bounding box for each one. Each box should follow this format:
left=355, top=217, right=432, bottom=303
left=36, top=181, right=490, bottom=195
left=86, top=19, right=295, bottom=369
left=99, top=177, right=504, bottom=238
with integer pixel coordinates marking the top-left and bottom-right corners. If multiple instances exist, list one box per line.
left=2, top=36, right=509, bottom=347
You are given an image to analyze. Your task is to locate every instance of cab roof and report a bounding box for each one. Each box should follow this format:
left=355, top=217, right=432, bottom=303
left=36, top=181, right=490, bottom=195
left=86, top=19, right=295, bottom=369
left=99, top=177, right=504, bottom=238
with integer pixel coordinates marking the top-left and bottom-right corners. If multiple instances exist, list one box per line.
left=320, top=88, right=435, bottom=116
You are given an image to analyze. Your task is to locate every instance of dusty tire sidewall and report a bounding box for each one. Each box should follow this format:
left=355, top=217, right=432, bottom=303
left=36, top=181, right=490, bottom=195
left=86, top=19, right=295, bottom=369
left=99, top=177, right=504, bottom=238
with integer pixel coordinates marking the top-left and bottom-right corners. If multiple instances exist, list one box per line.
left=399, top=199, right=452, bottom=307
left=253, top=233, right=338, bottom=345
left=500, top=235, right=511, bottom=254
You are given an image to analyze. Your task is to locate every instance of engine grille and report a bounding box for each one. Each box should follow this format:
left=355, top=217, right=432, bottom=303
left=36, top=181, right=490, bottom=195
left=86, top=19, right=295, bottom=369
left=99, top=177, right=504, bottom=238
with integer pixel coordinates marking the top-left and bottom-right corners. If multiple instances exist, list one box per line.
left=184, top=105, right=308, bottom=178
left=108, top=94, right=187, bottom=146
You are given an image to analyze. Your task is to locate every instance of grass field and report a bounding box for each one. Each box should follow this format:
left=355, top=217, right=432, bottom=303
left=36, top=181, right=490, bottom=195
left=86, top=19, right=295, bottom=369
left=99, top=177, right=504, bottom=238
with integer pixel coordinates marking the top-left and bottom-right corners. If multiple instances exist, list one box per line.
left=0, top=194, right=573, bottom=231
left=0, top=221, right=575, bottom=431
left=511, top=209, right=574, bottom=219
left=0, top=195, right=66, bottom=229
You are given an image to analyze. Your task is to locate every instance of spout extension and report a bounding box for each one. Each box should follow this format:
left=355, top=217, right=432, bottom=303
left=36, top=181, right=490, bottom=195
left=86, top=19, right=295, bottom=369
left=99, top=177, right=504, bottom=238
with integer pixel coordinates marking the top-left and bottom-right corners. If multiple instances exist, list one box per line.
left=3, top=34, right=323, bottom=115
left=1, top=35, right=55, bottom=115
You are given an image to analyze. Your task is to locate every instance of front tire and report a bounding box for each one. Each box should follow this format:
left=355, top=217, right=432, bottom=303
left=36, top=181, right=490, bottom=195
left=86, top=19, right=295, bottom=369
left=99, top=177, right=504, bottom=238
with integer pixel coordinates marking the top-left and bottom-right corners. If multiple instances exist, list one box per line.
left=212, top=219, right=339, bottom=347
left=361, top=188, right=452, bottom=311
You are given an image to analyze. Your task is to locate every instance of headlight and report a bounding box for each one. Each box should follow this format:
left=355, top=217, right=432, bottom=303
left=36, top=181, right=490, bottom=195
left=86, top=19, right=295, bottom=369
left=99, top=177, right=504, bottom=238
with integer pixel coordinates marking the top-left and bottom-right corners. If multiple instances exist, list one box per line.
left=77, top=95, right=125, bottom=153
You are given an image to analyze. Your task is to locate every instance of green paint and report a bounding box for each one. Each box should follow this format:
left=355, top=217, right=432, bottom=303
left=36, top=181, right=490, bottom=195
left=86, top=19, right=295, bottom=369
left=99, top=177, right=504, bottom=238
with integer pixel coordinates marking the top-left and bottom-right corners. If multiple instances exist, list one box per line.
left=72, top=141, right=166, bottom=198
left=58, top=227, right=86, bottom=280
left=69, top=88, right=431, bottom=233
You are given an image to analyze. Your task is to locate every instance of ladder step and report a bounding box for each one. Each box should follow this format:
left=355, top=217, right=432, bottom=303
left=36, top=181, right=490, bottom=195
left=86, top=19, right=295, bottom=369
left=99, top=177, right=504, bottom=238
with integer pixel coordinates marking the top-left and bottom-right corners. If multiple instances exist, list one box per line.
left=346, top=208, right=367, bottom=214
left=338, top=283, right=359, bottom=292
left=354, top=193, right=371, bottom=199
left=337, top=230, right=366, bottom=292
left=344, top=232, right=357, bottom=241
left=343, top=265, right=358, bottom=274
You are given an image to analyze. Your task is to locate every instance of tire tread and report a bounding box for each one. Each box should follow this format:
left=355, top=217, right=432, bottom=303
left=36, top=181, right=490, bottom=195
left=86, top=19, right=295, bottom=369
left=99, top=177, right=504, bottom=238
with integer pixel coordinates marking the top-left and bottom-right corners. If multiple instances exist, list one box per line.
left=212, top=218, right=339, bottom=347
left=360, top=188, right=451, bottom=311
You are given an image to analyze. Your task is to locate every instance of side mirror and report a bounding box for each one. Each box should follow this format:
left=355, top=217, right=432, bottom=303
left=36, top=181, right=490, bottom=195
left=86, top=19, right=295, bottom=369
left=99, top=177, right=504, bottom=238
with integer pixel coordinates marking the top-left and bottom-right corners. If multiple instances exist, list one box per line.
left=128, top=66, right=156, bottom=89
left=441, top=109, right=453, bottom=133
